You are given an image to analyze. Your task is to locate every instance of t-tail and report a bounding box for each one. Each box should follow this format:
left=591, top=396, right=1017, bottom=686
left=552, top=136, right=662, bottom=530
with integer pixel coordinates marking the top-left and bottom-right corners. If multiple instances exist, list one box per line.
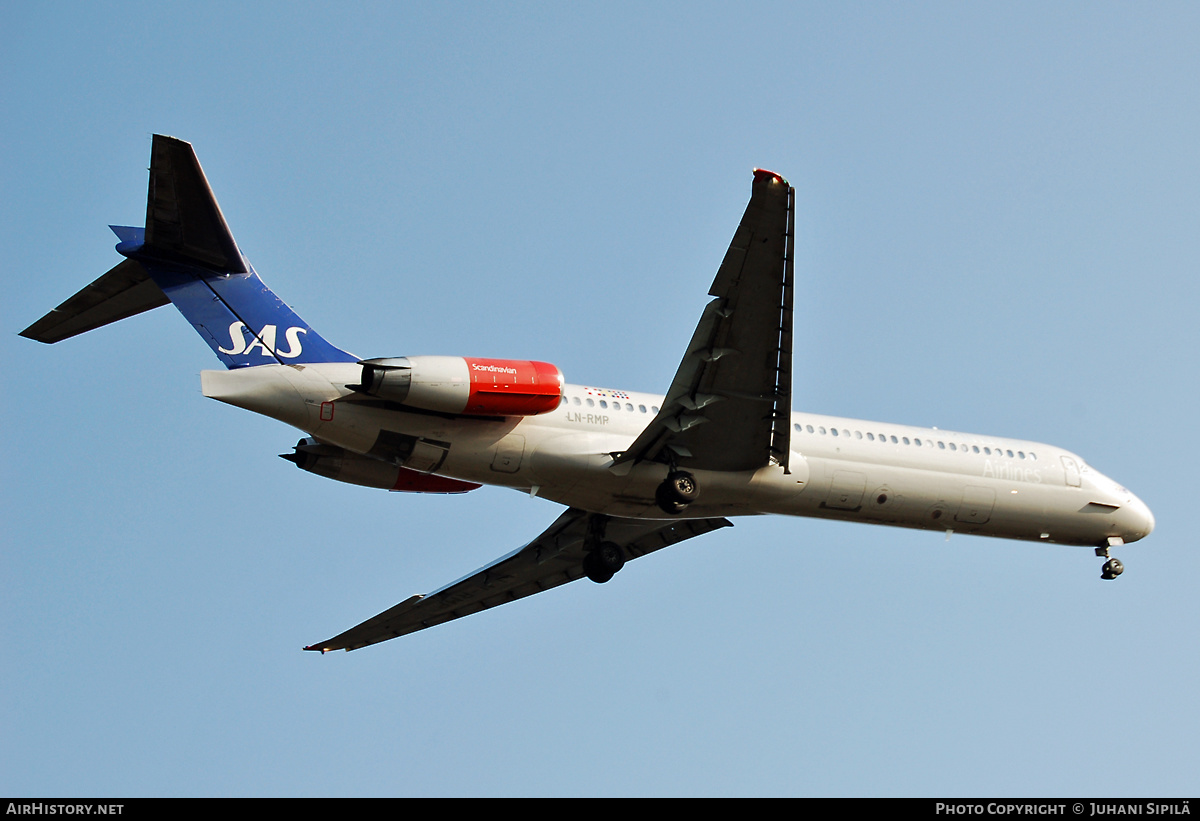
left=21, top=135, right=357, bottom=369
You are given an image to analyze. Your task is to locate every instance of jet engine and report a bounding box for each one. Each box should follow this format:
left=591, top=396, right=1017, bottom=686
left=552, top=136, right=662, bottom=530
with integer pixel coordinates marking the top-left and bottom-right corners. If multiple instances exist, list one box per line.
left=350, top=356, right=564, bottom=416
left=280, top=438, right=480, bottom=493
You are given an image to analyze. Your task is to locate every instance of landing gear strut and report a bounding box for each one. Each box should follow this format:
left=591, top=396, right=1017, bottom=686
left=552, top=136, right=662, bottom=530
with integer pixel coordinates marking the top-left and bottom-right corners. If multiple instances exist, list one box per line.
left=582, top=514, right=626, bottom=584
left=1097, top=538, right=1125, bottom=580
left=655, top=470, right=697, bottom=515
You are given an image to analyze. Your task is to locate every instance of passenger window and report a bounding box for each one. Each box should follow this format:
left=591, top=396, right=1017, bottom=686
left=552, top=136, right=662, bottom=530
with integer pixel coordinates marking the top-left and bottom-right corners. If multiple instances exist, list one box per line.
left=587, top=398, right=595, bottom=407
left=831, top=428, right=839, bottom=437
left=573, top=396, right=581, bottom=406
left=639, top=404, right=647, bottom=413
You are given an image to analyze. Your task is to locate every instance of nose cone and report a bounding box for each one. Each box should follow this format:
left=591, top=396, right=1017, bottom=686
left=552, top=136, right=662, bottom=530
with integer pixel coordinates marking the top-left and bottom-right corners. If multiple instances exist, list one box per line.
left=1122, top=494, right=1155, bottom=543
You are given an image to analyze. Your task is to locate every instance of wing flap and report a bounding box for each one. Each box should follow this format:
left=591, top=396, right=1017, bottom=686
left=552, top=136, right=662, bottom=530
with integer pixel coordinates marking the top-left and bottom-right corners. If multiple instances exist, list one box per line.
left=306, top=511, right=732, bottom=651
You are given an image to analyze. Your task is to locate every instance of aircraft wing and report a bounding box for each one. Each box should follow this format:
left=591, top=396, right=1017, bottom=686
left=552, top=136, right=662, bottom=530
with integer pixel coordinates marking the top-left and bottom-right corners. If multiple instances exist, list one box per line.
left=615, top=169, right=795, bottom=474
left=306, top=509, right=731, bottom=651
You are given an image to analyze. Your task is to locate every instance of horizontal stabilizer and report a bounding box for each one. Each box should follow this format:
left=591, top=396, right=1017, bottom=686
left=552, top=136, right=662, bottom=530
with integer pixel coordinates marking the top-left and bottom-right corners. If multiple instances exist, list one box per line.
left=20, top=135, right=356, bottom=367
left=20, top=258, right=168, bottom=343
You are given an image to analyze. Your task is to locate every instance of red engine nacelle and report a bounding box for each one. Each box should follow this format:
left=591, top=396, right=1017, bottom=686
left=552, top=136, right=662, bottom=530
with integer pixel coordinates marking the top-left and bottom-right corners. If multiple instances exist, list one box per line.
left=354, top=355, right=564, bottom=416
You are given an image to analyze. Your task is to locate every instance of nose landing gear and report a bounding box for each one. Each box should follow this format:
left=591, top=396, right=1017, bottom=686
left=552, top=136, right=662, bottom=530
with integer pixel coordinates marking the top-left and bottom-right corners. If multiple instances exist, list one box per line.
left=1097, top=537, right=1125, bottom=580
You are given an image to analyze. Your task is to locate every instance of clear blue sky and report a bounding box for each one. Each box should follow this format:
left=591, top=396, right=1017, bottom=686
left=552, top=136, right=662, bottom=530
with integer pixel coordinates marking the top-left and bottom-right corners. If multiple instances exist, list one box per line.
left=3, top=2, right=1197, bottom=797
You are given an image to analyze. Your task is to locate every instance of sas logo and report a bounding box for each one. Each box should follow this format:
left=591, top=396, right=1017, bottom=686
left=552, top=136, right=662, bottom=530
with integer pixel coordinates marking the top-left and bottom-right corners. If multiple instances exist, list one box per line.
left=217, top=321, right=307, bottom=359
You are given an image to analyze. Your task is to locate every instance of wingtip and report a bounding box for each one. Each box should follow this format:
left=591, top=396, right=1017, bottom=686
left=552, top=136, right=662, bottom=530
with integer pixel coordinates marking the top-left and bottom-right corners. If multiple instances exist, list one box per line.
left=752, top=168, right=789, bottom=186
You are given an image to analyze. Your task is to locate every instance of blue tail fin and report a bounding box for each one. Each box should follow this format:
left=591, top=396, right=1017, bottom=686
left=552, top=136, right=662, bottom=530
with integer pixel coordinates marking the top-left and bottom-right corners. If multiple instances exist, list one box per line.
left=22, top=135, right=357, bottom=369
left=126, top=135, right=357, bottom=368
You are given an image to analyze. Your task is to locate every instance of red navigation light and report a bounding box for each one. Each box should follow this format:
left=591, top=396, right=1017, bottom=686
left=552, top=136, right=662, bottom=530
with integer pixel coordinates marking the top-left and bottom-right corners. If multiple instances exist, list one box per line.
left=752, top=168, right=787, bottom=185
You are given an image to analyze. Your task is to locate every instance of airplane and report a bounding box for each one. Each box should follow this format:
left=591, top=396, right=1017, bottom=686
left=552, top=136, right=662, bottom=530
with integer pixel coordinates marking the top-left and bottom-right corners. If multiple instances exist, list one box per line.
left=21, top=135, right=1155, bottom=652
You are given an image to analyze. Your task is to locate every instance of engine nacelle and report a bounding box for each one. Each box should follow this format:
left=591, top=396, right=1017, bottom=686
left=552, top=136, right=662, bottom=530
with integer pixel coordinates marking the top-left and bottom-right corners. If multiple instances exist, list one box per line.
left=353, top=355, right=564, bottom=416
left=280, top=438, right=480, bottom=493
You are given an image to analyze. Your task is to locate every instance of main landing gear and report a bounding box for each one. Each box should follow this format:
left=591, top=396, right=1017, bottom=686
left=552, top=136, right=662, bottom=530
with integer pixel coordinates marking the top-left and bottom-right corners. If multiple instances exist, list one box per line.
left=1097, top=538, right=1125, bottom=580
left=582, top=514, right=627, bottom=584
left=583, top=540, right=626, bottom=584
left=655, top=470, right=698, bottom=515
left=581, top=469, right=700, bottom=584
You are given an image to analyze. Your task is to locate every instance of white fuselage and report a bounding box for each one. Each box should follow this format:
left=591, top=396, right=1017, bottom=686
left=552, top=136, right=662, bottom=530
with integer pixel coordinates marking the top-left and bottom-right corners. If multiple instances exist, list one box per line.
left=201, top=362, right=1155, bottom=549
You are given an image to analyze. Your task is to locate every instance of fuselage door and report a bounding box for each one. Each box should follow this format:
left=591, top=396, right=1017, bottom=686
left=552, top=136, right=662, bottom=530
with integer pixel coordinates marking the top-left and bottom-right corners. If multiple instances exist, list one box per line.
left=491, top=434, right=526, bottom=474
left=407, top=439, right=451, bottom=474
left=825, top=470, right=866, bottom=510
left=955, top=486, right=995, bottom=524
